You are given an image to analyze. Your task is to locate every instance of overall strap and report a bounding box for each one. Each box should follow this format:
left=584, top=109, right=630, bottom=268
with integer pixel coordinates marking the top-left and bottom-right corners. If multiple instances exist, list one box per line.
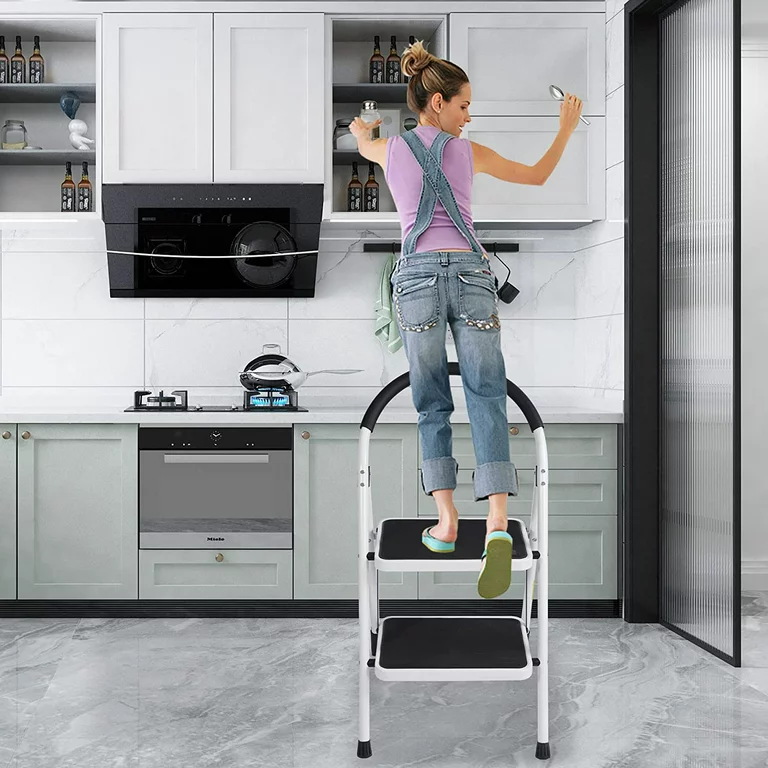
left=400, top=129, right=484, bottom=256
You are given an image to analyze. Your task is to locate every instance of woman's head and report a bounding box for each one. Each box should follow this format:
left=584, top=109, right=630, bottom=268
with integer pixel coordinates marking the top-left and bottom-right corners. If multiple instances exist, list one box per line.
left=401, top=40, right=471, bottom=137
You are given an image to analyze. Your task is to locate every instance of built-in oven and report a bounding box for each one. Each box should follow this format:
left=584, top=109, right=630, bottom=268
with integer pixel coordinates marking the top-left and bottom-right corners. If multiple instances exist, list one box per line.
left=139, top=427, right=292, bottom=549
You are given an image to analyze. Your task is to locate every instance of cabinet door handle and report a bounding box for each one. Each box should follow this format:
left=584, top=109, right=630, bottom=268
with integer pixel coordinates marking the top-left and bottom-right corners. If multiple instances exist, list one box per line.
left=1, top=431, right=11, bottom=440
left=301, top=431, right=311, bottom=440
left=21, top=431, right=31, bottom=440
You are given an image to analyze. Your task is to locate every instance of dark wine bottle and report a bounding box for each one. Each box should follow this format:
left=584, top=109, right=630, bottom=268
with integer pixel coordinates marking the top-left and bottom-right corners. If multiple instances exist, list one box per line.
left=10, top=36, right=25, bottom=84
left=364, top=162, right=379, bottom=213
left=347, top=162, right=363, bottom=212
left=386, top=36, right=401, bottom=84
left=61, top=162, right=75, bottom=212
left=0, top=37, right=9, bottom=84
left=77, top=162, right=92, bottom=212
left=369, top=35, right=384, bottom=84
left=29, top=36, right=44, bottom=83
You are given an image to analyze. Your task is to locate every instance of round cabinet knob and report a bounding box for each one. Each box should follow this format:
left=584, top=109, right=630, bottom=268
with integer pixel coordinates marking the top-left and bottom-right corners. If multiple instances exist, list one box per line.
left=21, top=431, right=31, bottom=440
left=301, top=431, right=311, bottom=440
left=1, top=432, right=11, bottom=440
left=215, top=553, right=224, bottom=563
left=509, top=427, right=519, bottom=436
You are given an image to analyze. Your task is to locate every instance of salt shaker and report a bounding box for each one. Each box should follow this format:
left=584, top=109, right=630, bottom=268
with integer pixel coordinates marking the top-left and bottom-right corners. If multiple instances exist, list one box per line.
left=360, top=100, right=381, bottom=140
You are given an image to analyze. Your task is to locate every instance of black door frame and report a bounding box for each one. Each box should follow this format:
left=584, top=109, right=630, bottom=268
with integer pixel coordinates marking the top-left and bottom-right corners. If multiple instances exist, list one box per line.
left=624, top=0, right=741, bottom=666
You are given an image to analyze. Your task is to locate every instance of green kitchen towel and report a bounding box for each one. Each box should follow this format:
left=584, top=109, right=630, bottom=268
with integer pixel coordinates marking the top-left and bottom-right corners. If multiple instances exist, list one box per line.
left=374, top=252, right=403, bottom=354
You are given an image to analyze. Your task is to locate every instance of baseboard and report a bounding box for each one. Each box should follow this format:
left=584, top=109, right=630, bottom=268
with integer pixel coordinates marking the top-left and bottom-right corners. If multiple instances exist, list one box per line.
left=0, top=599, right=622, bottom=619
left=742, top=561, right=768, bottom=591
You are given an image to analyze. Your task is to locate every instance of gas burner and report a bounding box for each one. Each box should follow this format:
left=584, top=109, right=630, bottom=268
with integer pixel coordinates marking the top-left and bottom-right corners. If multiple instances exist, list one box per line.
left=127, top=390, right=188, bottom=411
left=123, top=387, right=308, bottom=413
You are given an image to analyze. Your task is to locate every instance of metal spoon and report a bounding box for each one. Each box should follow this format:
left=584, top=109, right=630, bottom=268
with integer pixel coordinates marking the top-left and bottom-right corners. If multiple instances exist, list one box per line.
left=549, top=84, right=591, bottom=125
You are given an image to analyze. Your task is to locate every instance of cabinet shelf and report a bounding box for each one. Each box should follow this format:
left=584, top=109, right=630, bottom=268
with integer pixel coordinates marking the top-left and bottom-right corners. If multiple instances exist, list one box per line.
left=333, top=83, right=407, bottom=103
left=0, top=83, right=96, bottom=103
left=0, top=150, right=96, bottom=166
left=333, top=149, right=365, bottom=166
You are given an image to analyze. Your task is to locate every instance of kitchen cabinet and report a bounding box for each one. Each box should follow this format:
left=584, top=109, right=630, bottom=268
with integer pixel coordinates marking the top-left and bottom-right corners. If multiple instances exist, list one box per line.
left=103, top=12, right=324, bottom=185
left=293, top=423, right=418, bottom=600
left=213, top=14, right=325, bottom=183
left=449, top=13, right=606, bottom=117
left=103, top=14, right=214, bottom=183
left=463, top=117, right=606, bottom=222
left=16, top=424, right=138, bottom=600
left=0, top=425, right=16, bottom=600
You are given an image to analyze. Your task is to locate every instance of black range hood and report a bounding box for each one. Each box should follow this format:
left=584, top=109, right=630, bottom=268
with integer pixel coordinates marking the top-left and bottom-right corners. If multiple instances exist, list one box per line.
left=102, top=183, right=323, bottom=299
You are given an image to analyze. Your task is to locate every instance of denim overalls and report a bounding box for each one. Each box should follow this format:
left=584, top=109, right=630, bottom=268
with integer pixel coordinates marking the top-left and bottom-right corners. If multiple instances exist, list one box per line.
left=391, top=128, right=518, bottom=501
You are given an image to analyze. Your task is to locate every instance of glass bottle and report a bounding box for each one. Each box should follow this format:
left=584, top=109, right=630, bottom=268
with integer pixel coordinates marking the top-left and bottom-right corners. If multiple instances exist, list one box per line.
left=29, top=36, right=44, bottom=83
left=0, top=37, right=9, bottom=84
left=1, top=119, right=28, bottom=149
left=10, top=36, right=25, bottom=84
left=61, top=162, right=75, bottom=212
left=347, top=162, right=363, bottom=212
left=403, top=36, right=416, bottom=83
left=77, top=161, right=92, bottom=212
left=364, top=162, right=379, bottom=213
left=386, top=36, right=401, bottom=83
left=369, top=35, right=384, bottom=84
left=360, top=100, right=380, bottom=140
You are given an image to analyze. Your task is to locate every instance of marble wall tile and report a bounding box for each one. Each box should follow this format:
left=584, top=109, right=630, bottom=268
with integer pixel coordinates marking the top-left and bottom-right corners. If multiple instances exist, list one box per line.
left=606, top=85, right=625, bottom=169
left=606, top=9, right=625, bottom=96
left=2, top=320, right=144, bottom=388
left=576, top=237, right=624, bottom=319
left=575, top=314, right=624, bottom=391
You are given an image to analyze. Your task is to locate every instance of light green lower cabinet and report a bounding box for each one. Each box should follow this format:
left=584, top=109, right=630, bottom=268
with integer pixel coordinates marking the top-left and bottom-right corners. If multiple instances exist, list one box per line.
left=294, top=423, right=418, bottom=599
left=418, top=516, right=618, bottom=600
left=0, top=424, right=17, bottom=599
left=17, top=424, right=138, bottom=600
left=139, top=550, right=292, bottom=599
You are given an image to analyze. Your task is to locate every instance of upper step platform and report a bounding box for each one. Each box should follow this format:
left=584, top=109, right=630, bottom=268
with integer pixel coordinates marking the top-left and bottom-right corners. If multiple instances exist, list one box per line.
left=374, top=517, right=534, bottom=572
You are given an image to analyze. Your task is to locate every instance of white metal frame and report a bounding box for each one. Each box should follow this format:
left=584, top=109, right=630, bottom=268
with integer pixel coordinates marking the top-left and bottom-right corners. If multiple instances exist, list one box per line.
left=357, top=420, right=550, bottom=759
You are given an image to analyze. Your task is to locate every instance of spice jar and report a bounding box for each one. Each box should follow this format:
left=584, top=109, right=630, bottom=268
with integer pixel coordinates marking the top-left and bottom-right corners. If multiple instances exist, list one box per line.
left=1, top=119, right=28, bottom=149
left=333, top=118, right=358, bottom=150
left=359, top=100, right=381, bottom=140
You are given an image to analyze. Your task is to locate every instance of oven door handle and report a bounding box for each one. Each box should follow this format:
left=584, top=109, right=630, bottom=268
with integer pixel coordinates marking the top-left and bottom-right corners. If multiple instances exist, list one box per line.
left=163, top=454, right=270, bottom=464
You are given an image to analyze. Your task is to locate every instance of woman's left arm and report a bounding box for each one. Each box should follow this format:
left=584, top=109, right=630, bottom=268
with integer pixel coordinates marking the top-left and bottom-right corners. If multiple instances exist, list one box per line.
left=350, top=117, right=388, bottom=168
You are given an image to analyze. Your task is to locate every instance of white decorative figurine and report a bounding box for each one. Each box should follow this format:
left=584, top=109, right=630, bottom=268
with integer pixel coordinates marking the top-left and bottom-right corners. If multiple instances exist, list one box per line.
left=68, top=119, right=94, bottom=151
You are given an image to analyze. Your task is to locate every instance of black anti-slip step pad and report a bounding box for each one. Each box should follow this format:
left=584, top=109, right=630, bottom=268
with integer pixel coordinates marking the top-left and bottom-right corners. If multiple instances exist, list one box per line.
left=378, top=616, right=529, bottom=670
left=377, top=518, right=527, bottom=561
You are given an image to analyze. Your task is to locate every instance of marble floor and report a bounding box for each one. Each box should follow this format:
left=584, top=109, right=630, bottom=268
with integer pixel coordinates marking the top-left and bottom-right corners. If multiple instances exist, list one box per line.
left=0, top=594, right=767, bottom=768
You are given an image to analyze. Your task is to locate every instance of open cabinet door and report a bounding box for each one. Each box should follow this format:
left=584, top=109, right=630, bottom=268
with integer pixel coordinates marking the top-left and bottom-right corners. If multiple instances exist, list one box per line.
left=625, top=0, right=741, bottom=666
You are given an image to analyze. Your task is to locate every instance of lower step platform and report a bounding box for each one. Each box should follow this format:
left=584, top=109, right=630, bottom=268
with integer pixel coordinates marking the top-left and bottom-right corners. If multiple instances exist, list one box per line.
left=374, top=615, right=533, bottom=682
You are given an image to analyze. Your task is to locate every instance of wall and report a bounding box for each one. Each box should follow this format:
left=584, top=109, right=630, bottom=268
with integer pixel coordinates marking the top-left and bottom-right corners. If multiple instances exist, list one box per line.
left=741, top=0, right=768, bottom=589
left=0, top=5, right=625, bottom=416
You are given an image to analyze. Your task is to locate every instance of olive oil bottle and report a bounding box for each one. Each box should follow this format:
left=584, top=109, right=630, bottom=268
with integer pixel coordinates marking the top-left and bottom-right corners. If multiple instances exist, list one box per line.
left=386, top=36, right=401, bottom=83
left=364, top=162, right=379, bottom=213
left=10, top=36, right=25, bottom=83
left=61, top=162, right=75, bottom=212
left=347, top=162, right=363, bottom=212
left=77, top=161, right=92, bottom=212
left=29, top=36, right=44, bottom=83
left=369, top=35, right=384, bottom=84
left=0, top=37, right=9, bottom=84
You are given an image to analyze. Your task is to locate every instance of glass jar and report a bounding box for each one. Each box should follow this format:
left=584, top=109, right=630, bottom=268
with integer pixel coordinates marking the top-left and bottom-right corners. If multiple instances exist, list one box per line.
left=333, top=118, right=357, bottom=150
left=403, top=117, right=418, bottom=132
left=1, top=119, right=28, bottom=150
left=360, top=100, right=381, bottom=140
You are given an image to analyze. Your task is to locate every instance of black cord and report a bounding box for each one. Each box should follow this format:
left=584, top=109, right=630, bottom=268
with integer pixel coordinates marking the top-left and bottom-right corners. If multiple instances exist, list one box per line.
left=493, top=243, right=512, bottom=283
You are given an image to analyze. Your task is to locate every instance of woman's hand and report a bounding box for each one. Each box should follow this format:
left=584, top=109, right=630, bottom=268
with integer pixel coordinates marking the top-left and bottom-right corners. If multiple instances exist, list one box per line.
left=350, top=117, right=382, bottom=140
left=559, top=93, right=583, bottom=135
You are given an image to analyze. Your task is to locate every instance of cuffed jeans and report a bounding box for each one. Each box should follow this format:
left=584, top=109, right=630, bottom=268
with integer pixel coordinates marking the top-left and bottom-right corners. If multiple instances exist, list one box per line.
left=391, top=250, right=518, bottom=501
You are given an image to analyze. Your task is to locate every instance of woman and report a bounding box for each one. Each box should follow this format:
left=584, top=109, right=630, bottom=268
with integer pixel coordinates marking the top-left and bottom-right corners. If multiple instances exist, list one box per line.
left=350, top=41, right=583, bottom=599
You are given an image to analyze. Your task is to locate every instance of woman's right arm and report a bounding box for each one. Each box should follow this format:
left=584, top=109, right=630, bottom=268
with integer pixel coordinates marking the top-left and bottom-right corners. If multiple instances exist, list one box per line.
left=471, top=93, right=584, bottom=185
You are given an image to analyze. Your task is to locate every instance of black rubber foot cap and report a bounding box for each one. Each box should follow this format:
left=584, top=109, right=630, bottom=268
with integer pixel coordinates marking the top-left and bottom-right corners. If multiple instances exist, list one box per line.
left=535, top=742, right=551, bottom=760
left=357, top=740, right=373, bottom=758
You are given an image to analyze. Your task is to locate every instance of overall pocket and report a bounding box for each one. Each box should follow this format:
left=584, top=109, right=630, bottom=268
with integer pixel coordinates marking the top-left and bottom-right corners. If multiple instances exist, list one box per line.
left=457, top=269, right=500, bottom=327
left=392, top=272, right=439, bottom=329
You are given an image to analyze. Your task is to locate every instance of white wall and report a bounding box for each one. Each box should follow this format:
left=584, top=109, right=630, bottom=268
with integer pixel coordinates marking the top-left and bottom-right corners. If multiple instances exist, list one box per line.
left=741, top=0, right=768, bottom=588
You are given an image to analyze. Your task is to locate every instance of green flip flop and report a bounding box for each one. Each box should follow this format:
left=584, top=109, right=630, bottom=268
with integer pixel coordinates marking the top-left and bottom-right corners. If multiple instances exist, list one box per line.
left=477, top=530, right=513, bottom=599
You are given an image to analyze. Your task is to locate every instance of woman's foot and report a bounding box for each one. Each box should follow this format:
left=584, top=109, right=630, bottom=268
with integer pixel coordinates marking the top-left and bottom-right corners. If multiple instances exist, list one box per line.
left=486, top=513, right=508, bottom=543
left=428, top=506, right=459, bottom=544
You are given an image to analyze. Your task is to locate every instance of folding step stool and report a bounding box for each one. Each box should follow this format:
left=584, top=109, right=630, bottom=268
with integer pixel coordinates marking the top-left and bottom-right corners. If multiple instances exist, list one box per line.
left=356, top=363, right=550, bottom=761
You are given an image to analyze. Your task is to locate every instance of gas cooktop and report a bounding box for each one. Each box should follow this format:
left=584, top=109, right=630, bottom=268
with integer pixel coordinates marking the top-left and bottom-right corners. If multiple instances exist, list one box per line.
left=124, top=389, right=308, bottom=413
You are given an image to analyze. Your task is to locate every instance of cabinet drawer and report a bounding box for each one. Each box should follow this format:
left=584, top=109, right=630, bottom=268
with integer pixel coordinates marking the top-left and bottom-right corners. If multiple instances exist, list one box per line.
left=423, top=423, right=617, bottom=470
left=139, top=550, right=292, bottom=599
left=418, top=515, right=617, bottom=600
left=418, top=468, right=617, bottom=517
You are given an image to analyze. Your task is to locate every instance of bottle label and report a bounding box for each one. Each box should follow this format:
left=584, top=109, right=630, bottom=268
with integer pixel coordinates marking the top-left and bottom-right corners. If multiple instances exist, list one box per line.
left=0, top=63, right=7, bottom=84
left=386, top=62, right=401, bottom=84
left=369, top=60, right=384, bottom=84
left=61, top=188, right=75, bottom=212
left=10, top=61, right=23, bottom=83
left=29, top=61, right=43, bottom=83
left=365, top=187, right=379, bottom=213
left=347, top=187, right=362, bottom=212
left=78, top=188, right=91, bottom=212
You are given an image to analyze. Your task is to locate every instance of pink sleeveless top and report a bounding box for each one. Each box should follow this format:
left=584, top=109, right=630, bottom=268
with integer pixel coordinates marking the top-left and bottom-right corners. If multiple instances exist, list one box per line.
left=384, top=125, right=480, bottom=254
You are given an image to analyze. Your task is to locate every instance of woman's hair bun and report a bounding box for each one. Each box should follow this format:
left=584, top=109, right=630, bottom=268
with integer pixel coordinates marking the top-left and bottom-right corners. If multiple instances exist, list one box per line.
left=401, top=39, right=433, bottom=78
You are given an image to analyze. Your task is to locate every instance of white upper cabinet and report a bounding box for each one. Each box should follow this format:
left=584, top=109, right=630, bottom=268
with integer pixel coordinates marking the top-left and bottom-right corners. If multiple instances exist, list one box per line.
left=103, top=14, right=214, bottom=183
left=449, top=13, right=606, bottom=117
left=213, top=14, right=325, bottom=183
left=464, top=116, right=606, bottom=223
